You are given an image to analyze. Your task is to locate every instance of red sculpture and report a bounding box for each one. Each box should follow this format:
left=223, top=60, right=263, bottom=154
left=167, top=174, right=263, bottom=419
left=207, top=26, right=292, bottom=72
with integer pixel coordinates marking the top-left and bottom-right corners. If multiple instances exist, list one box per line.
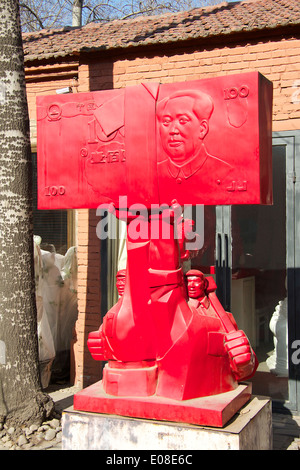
left=36, top=72, right=272, bottom=426
left=37, top=72, right=273, bottom=209
left=88, top=207, right=257, bottom=400
left=116, top=269, right=126, bottom=297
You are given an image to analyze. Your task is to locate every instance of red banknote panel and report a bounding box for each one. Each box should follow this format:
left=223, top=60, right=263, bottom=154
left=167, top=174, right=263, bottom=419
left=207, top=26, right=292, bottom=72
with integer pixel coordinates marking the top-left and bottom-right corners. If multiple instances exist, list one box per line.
left=37, top=72, right=272, bottom=209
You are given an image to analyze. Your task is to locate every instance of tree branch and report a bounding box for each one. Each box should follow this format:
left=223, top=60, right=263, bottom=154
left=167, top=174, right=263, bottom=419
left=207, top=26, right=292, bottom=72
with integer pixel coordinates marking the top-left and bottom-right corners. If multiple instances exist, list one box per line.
left=20, top=3, right=45, bottom=30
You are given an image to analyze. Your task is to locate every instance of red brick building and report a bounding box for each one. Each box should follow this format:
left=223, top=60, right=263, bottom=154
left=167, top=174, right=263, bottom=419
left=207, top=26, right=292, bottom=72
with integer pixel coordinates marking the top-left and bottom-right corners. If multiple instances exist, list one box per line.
left=23, top=0, right=300, bottom=412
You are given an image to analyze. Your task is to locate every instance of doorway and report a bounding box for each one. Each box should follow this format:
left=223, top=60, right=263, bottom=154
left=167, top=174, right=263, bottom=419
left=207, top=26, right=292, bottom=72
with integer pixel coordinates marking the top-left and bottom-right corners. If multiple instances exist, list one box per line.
left=191, top=133, right=300, bottom=411
left=230, top=143, right=288, bottom=401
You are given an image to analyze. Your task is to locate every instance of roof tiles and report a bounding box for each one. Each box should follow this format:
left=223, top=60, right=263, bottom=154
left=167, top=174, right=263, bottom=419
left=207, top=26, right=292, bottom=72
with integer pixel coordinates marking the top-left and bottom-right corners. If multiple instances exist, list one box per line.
left=22, top=0, right=300, bottom=63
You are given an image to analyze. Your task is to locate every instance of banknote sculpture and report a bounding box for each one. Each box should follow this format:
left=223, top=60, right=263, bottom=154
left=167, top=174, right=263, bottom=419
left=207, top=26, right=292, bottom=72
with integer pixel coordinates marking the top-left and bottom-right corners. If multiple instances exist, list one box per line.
left=37, top=72, right=272, bottom=426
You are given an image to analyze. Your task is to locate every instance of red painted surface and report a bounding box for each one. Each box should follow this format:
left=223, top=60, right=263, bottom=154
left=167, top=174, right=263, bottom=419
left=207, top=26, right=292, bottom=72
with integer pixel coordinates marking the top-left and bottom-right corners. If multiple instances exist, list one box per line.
left=73, top=382, right=252, bottom=428
left=87, top=208, right=258, bottom=401
left=37, top=72, right=273, bottom=210
left=37, top=72, right=268, bottom=419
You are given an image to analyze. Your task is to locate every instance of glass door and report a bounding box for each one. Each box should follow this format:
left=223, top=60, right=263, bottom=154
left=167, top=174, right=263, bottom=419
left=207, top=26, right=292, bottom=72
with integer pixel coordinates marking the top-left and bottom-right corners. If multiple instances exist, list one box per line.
left=231, top=144, right=288, bottom=402
left=213, top=135, right=299, bottom=410
left=186, top=134, right=300, bottom=409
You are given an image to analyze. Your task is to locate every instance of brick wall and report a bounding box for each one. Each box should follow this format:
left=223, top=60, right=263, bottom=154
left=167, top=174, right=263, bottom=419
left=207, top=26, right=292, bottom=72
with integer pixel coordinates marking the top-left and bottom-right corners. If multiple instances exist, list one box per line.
left=111, top=35, right=300, bottom=132
left=70, top=61, right=108, bottom=387
left=26, top=61, right=79, bottom=130
left=71, top=59, right=118, bottom=387
left=26, top=74, right=78, bottom=147
left=73, top=208, right=102, bottom=387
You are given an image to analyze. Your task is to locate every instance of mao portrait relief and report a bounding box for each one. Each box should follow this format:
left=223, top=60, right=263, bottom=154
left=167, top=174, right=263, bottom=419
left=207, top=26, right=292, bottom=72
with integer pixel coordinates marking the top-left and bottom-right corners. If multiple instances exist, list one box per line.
left=156, top=89, right=233, bottom=205
left=37, top=73, right=273, bottom=210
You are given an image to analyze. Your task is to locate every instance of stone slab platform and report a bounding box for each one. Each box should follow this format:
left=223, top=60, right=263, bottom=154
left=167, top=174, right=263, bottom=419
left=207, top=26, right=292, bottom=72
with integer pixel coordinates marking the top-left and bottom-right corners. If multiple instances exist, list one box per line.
left=62, top=396, right=272, bottom=450
left=73, top=381, right=252, bottom=428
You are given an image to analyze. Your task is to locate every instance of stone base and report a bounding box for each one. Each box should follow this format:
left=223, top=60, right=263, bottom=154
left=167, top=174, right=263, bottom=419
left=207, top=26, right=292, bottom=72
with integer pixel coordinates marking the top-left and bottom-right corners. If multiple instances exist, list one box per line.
left=73, top=381, right=252, bottom=428
left=62, top=396, right=272, bottom=450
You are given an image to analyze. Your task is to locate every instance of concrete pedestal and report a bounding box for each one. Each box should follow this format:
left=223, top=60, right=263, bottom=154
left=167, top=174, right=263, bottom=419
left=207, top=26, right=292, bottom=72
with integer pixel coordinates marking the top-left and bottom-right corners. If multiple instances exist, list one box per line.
left=62, top=396, right=272, bottom=450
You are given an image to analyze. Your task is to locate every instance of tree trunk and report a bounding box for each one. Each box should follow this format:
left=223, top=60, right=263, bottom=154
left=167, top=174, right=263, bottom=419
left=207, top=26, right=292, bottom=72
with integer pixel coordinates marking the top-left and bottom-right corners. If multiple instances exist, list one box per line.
left=0, top=0, right=53, bottom=428
left=72, top=0, right=83, bottom=27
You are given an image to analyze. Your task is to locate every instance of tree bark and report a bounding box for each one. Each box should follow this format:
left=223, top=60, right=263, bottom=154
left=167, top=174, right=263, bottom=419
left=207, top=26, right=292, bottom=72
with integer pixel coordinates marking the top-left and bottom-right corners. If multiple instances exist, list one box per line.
left=72, top=0, right=83, bottom=27
left=0, top=0, right=53, bottom=428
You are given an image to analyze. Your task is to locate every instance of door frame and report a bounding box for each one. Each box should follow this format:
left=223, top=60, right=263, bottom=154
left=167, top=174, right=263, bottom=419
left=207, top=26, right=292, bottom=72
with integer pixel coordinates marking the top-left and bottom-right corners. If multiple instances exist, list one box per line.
left=215, top=131, right=300, bottom=413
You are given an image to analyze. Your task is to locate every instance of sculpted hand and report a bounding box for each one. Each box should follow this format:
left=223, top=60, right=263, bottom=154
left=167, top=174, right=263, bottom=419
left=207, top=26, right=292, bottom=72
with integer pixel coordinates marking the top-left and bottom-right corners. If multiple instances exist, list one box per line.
left=87, top=324, right=114, bottom=361
left=224, top=330, right=256, bottom=381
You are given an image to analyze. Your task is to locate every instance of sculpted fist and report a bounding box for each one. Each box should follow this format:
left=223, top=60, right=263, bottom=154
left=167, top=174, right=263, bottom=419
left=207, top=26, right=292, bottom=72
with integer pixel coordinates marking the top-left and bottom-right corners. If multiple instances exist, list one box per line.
left=224, top=330, right=257, bottom=381
left=87, top=327, right=106, bottom=361
left=87, top=322, right=114, bottom=361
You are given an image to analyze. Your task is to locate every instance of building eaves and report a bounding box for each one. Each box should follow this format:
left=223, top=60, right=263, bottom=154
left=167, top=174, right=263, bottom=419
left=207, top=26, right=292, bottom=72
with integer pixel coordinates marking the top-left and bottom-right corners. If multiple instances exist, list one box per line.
left=22, top=0, right=300, bottom=63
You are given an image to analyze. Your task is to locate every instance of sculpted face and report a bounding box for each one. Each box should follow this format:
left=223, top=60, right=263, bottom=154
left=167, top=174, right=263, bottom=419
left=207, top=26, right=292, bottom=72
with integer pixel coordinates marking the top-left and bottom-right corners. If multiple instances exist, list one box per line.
left=116, top=270, right=126, bottom=296
left=159, top=97, right=201, bottom=163
left=158, top=95, right=209, bottom=164
left=187, top=275, right=206, bottom=299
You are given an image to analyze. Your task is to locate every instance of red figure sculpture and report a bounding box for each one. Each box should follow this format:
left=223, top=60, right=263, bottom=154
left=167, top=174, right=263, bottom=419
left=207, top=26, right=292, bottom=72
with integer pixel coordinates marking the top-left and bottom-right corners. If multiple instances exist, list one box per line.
left=88, top=206, right=257, bottom=400
left=186, top=270, right=257, bottom=382
left=37, top=72, right=272, bottom=426
left=116, top=269, right=126, bottom=297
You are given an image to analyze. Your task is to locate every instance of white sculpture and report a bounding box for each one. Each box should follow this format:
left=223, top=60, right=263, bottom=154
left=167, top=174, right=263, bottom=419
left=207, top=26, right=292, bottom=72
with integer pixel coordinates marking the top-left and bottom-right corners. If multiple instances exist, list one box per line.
left=266, top=297, right=288, bottom=377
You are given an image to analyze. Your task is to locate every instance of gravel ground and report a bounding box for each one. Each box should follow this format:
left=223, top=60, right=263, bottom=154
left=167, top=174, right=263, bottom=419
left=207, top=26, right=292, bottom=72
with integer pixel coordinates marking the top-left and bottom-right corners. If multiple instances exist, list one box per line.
left=0, top=417, right=62, bottom=450
left=0, top=385, right=79, bottom=451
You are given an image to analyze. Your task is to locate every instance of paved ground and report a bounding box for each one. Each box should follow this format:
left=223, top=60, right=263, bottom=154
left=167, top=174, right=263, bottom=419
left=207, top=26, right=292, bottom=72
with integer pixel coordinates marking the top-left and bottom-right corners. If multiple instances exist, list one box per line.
left=272, top=412, right=300, bottom=450
left=46, top=383, right=80, bottom=414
